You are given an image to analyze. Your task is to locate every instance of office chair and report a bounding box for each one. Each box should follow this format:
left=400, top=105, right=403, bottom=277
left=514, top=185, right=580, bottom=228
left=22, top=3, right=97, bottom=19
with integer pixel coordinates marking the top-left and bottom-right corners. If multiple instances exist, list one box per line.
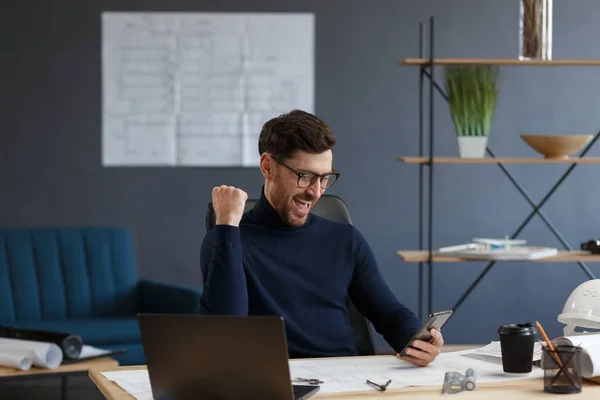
left=204, top=194, right=377, bottom=356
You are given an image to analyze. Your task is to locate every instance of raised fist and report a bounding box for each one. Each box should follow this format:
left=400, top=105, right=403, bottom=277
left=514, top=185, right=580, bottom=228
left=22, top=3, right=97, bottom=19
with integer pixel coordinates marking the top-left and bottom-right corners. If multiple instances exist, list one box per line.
left=212, top=185, right=248, bottom=226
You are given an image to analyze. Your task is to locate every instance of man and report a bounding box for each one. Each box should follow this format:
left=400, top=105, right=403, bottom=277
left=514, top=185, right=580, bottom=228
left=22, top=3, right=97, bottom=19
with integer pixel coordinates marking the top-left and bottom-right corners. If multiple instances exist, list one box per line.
left=200, top=110, right=443, bottom=367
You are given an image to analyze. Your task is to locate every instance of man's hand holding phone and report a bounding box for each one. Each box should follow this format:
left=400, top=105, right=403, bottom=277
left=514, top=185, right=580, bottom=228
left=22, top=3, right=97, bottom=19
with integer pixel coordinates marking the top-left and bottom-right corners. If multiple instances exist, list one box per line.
left=396, top=310, right=451, bottom=367
left=396, top=328, right=444, bottom=367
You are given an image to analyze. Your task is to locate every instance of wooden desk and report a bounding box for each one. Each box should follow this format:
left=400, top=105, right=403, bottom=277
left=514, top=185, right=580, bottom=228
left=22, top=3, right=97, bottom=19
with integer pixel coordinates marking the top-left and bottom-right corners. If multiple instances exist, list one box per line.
left=88, top=348, right=600, bottom=399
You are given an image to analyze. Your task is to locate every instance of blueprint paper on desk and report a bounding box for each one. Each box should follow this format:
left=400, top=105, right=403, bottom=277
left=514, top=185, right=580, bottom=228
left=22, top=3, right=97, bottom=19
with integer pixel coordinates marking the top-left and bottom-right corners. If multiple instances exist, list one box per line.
left=289, top=349, right=544, bottom=395
left=471, top=341, right=543, bottom=361
left=100, top=370, right=153, bottom=400
left=100, top=347, right=546, bottom=398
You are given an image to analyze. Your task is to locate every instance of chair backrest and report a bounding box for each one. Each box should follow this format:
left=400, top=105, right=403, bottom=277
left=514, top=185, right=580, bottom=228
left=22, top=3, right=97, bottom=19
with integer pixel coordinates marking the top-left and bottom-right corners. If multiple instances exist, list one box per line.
left=205, top=194, right=376, bottom=356
left=0, top=227, right=139, bottom=323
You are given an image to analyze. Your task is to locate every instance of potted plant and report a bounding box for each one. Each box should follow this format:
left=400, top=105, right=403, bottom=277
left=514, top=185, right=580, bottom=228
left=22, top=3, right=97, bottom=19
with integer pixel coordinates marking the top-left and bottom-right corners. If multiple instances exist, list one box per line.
left=445, top=64, right=500, bottom=158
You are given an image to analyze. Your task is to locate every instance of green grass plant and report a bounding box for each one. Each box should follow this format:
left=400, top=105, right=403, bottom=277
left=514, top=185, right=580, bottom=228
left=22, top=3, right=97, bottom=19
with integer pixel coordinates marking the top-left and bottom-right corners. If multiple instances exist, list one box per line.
left=445, top=65, right=500, bottom=137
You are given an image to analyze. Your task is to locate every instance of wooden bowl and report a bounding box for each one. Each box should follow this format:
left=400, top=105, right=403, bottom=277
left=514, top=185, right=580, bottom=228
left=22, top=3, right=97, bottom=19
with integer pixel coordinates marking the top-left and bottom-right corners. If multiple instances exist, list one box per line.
left=520, top=134, right=593, bottom=159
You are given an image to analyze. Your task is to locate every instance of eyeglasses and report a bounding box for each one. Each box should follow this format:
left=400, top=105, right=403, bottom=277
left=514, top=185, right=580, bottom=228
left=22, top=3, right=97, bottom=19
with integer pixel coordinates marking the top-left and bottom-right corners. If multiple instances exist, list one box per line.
left=271, top=156, right=340, bottom=189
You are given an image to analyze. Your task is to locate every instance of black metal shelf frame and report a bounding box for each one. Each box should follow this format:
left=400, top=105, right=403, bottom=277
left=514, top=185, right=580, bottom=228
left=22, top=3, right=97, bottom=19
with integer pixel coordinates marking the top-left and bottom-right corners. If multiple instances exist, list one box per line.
left=412, top=17, right=599, bottom=322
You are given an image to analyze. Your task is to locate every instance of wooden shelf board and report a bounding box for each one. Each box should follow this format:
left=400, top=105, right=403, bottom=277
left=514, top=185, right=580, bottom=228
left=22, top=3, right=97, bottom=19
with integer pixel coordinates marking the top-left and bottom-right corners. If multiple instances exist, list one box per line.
left=396, top=250, right=600, bottom=262
left=397, top=156, right=600, bottom=164
left=398, top=58, right=600, bottom=66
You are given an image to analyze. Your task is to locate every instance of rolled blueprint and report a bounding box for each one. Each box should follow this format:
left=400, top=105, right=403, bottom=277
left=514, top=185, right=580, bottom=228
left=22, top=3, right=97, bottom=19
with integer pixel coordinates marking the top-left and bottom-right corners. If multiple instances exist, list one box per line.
left=0, top=347, right=33, bottom=370
left=0, top=325, right=83, bottom=359
left=0, top=337, right=63, bottom=369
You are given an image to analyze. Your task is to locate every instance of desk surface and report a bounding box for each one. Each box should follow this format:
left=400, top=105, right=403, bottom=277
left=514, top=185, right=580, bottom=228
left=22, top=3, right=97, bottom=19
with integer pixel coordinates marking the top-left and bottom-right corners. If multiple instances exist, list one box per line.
left=88, top=346, right=600, bottom=399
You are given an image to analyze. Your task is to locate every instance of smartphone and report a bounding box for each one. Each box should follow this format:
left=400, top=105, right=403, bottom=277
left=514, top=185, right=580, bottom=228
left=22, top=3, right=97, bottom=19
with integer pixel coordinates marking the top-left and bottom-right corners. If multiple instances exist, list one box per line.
left=400, top=310, right=453, bottom=357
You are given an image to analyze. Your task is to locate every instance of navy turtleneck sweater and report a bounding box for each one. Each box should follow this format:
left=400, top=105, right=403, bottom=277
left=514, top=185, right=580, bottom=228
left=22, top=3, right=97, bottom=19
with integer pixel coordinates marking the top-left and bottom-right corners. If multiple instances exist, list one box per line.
left=199, top=189, right=420, bottom=358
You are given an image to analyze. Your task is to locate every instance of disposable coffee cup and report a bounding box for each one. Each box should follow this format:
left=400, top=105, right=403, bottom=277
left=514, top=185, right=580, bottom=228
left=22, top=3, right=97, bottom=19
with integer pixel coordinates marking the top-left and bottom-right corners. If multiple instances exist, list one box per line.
left=498, top=323, right=536, bottom=373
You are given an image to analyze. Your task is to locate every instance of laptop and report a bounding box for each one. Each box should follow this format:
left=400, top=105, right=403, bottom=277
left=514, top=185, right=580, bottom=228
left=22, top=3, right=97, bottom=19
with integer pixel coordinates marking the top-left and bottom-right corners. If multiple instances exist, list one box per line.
left=138, top=314, right=321, bottom=400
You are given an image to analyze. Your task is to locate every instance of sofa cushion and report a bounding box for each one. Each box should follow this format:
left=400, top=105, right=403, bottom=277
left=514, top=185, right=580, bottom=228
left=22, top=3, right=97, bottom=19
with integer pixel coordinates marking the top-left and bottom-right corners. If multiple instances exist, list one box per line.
left=102, top=342, right=146, bottom=366
left=0, top=227, right=139, bottom=323
left=6, top=317, right=141, bottom=345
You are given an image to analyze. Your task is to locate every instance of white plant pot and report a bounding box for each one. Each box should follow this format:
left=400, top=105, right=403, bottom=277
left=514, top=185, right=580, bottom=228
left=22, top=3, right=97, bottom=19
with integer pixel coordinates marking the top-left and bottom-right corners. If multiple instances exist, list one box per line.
left=457, top=136, right=488, bottom=158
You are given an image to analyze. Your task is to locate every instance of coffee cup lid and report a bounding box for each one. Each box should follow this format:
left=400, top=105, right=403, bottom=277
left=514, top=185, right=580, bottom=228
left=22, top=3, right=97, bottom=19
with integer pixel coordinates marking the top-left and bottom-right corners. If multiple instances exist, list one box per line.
left=498, top=323, right=536, bottom=335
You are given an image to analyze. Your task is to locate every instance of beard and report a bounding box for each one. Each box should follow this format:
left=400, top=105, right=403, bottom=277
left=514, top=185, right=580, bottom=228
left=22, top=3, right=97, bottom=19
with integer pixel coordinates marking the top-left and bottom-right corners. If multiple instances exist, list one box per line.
left=270, top=182, right=317, bottom=227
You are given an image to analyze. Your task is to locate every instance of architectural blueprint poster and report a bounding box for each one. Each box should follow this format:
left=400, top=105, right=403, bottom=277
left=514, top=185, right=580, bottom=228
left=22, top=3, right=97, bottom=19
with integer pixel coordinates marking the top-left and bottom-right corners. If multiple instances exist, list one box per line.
left=101, top=12, right=315, bottom=167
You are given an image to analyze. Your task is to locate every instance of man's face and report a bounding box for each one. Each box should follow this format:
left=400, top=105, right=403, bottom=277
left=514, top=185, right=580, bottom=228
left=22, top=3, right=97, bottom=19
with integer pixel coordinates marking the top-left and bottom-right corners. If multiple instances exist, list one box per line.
left=265, top=149, right=334, bottom=227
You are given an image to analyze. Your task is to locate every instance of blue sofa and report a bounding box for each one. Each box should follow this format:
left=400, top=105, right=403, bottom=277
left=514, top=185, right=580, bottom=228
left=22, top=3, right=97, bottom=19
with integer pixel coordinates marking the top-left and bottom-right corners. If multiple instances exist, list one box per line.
left=0, top=227, right=202, bottom=366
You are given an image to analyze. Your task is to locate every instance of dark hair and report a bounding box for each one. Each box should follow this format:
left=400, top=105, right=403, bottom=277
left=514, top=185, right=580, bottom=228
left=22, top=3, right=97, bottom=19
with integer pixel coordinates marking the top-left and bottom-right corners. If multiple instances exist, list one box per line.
left=258, top=109, right=336, bottom=159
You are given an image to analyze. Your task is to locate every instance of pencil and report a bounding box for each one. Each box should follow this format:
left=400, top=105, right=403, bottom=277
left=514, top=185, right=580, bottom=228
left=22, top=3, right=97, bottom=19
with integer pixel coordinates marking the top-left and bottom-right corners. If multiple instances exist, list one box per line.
left=535, top=321, right=578, bottom=388
left=535, top=321, right=558, bottom=357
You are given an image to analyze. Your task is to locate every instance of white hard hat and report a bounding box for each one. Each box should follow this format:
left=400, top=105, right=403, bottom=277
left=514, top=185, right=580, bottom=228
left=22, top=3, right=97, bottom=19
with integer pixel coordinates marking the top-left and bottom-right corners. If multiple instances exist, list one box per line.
left=557, top=279, right=600, bottom=336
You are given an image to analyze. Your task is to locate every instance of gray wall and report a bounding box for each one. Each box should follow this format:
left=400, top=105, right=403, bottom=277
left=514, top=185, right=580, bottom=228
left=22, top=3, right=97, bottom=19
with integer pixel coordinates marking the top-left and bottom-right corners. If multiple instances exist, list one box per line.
left=2, top=0, right=600, bottom=350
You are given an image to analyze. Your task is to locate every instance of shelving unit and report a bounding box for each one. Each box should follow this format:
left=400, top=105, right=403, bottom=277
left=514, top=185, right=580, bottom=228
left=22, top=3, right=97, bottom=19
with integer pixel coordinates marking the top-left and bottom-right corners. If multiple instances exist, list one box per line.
left=400, top=58, right=600, bottom=66
left=398, top=157, right=600, bottom=164
left=397, top=17, right=600, bottom=322
left=397, top=251, right=600, bottom=263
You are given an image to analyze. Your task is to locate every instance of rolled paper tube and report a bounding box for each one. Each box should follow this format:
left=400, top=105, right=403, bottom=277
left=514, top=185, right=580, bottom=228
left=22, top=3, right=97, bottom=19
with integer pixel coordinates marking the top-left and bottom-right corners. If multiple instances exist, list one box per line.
left=0, top=348, right=34, bottom=370
left=0, top=338, right=63, bottom=369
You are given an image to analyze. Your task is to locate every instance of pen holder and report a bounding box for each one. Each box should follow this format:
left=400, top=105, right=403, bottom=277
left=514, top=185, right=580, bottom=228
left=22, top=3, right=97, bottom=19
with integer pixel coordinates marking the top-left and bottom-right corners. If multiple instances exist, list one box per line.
left=541, top=345, right=583, bottom=394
